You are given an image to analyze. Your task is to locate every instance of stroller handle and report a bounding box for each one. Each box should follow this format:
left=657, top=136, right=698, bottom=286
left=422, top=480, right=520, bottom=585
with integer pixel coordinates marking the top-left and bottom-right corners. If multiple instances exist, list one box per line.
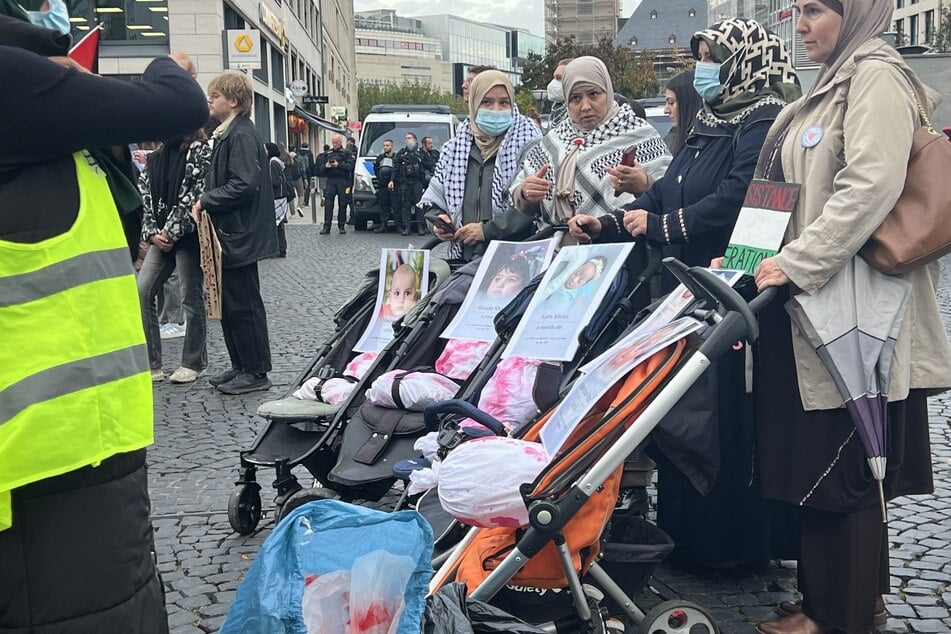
left=423, top=399, right=507, bottom=436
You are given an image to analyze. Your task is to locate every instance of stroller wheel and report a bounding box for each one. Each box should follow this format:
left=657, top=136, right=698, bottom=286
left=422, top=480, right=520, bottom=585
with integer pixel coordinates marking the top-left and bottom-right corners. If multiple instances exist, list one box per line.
left=228, top=483, right=262, bottom=535
left=638, top=600, right=719, bottom=634
left=276, top=486, right=340, bottom=524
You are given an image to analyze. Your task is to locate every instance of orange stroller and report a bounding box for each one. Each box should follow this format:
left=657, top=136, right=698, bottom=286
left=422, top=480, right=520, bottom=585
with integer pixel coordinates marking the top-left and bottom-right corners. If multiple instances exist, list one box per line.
left=426, top=262, right=776, bottom=634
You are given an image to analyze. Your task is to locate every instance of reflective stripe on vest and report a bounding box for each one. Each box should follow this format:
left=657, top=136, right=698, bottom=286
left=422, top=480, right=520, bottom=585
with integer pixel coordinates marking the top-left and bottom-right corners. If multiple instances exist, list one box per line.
left=0, top=151, right=153, bottom=531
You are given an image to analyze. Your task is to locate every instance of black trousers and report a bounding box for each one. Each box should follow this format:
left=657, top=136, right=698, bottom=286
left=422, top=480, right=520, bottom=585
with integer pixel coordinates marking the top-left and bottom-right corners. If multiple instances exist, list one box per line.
left=323, top=177, right=350, bottom=228
left=221, top=261, right=272, bottom=374
left=378, top=184, right=400, bottom=227
left=799, top=503, right=889, bottom=633
left=0, top=452, right=168, bottom=633
left=276, top=220, right=287, bottom=256
left=399, top=181, right=424, bottom=227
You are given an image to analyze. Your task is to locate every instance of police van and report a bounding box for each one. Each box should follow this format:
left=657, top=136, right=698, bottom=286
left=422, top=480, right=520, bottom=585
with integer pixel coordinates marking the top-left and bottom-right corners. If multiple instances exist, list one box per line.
left=351, top=104, right=459, bottom=231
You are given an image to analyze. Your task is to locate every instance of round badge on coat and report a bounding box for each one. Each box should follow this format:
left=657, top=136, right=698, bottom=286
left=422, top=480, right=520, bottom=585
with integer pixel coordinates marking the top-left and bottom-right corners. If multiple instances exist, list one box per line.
left=801, top=126, right=824, bottom=148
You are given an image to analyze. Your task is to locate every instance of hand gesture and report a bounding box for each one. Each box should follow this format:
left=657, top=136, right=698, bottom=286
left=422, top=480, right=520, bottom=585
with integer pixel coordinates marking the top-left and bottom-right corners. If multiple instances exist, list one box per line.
left=606, top=163, right=650, bottom=196
left=622, top=209, right=648, bottom=237
left=568, top=214, right=601, bottom=242
left=521, top=165, right=551, bottom=203
left=168, top=52, right=197, bottom=78
left=191, top=200, right=202, bottom=225
left=453, top=222, right=484, bottom=246
left=150, top=232, right=173, bottom=252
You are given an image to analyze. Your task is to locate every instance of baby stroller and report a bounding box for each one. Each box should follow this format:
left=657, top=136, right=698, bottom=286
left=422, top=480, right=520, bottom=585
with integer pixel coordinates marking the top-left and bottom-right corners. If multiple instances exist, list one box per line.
left=319, top=242, right=661, bottom=511
left=421, top=260, right=776, bottom=633
left=226, top=243, right=456, bottom=534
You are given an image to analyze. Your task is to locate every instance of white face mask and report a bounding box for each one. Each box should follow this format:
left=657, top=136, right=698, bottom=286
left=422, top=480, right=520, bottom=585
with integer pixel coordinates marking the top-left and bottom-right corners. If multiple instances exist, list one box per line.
left=26, top=0, right=71, bottom=35
left=547, top=78, right=565, bottom=103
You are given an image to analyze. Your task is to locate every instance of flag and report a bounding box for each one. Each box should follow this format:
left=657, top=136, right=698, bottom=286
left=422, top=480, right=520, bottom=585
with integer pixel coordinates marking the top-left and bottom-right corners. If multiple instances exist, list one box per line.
left=68, top=24, right=100, bottom=73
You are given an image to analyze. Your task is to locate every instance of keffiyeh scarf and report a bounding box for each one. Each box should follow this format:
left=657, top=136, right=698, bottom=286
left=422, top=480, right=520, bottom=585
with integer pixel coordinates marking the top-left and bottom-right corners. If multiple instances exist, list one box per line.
left=419, top=108, right=541, bottom=258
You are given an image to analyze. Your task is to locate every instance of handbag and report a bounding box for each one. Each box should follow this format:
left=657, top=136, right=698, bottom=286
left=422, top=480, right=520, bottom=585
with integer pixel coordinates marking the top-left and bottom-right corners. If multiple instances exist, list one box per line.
left=859, top=89, right=951, bottom=275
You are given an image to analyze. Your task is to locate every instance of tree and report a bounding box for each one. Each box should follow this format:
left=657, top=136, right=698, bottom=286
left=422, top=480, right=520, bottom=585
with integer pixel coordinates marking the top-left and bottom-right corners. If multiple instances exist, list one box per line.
left=518, top=36, right=660, bottom=106
left=930, top=1, right=951, bottom=52
left=357, top=81, right=467, bottom=121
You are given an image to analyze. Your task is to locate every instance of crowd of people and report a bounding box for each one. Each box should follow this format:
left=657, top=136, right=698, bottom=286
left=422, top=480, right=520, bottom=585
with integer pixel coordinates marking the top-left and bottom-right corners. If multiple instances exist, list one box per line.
left=2, top=1, right=950, bottom=633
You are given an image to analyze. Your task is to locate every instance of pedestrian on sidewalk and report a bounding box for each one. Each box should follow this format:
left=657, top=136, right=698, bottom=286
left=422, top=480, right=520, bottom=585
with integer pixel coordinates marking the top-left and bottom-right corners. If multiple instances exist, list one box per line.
left=267, top=142, right=295, bottom=257
left=137, top=124, right=212, bottom=384
left=192, top=72, right=277, bottom=395
left=751, top=1, right=951, bottom=632
left=282, top=143, right=304, bottom=218
left=392, top=132, right=427, bottom=236
left=298, top=141, right=315, bottom=206
left=317, top=133, right=353, bottom=234
left=0, top=11, right=207, bottom=628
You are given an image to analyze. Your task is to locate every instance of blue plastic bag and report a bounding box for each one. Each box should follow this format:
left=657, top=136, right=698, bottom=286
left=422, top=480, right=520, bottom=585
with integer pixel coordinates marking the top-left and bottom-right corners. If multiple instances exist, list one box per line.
left=221, top=499, right=434, bottom=634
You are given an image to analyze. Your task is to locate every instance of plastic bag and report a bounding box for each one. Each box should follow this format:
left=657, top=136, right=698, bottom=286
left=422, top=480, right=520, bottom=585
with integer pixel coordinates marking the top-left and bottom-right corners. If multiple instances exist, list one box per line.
left=367, top=370, right=459, bottom=411
left=422, top=583, right=547, bottom=634
left=350, top=550, right=416, bottom=634
left=438, top=437, right=548, bottom=528
left=434, top=339, right=492, bottom=381
left=302, top=571, right=351, bottom=633
left=477, top=357, right=544, bottom=432
left=414, top=432, right=441, bottom=463
left=292, top=352, right=379, bottom=403
left=407, top=461, right=440, bottom=496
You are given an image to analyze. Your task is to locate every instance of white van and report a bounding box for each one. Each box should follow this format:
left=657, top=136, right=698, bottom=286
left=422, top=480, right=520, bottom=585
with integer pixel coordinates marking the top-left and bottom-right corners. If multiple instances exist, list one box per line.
left=351, top=105, right=459, bottom=231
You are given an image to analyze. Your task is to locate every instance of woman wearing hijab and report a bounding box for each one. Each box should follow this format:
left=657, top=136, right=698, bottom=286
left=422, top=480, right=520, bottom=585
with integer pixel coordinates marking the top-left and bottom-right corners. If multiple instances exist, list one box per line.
left=751, top=2, right=951, bottom=632
left=511, top=56, right=671, bottom=231
left=421, top=70, right=541, bottom=260
left=568, top=21, right=802, bottom=571
left=137, top=126, right=211, bottom=383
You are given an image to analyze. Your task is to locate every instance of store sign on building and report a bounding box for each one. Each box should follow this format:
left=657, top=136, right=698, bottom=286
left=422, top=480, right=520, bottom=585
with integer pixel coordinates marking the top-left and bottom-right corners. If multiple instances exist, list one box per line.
left=259, top=3, right=288, bottom=48
left=224, top=29, right=261, bottom=70
left=289, top=79, right=308, bottom=96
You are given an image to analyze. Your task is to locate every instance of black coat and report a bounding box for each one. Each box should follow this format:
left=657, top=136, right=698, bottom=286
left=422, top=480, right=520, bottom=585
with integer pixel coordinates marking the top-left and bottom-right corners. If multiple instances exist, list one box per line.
left=201, top=116, right=279, bottom=268
left=610, top=105, right=782, bottom=290
left=318, top=147, right=354, bottom=181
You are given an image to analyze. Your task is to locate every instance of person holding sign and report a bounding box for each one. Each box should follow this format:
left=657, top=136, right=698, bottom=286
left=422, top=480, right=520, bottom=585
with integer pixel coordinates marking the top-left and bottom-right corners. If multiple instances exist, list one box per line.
left=419, top=70, right=541, bottom=260
left=569, top=20, right=801, bottom=288
left=569, top=20, right=803, bottom=572
left=750, top=2, right=951, bottom=633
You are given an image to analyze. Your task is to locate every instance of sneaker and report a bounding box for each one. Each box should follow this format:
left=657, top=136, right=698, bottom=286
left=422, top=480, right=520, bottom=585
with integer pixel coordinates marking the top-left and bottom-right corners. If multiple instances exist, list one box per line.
left=151, top=369, right=165, bottom=382
left=216, top=372, right=272, bottom=395
left=169, top=366, right=204, bottom=384
left=159, top=322, right=186, bottom=339
left=208, top=368, right=241, bottom=387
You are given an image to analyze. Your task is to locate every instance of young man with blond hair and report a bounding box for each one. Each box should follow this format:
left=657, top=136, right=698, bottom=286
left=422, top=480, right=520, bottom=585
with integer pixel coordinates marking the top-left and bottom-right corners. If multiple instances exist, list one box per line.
left=192, top=72, right=278, bottom=394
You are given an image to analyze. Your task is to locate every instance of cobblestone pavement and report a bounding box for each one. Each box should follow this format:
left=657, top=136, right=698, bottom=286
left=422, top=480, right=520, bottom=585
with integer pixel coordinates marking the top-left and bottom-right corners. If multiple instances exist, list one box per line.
left=150, top=226, right=950, bottom=633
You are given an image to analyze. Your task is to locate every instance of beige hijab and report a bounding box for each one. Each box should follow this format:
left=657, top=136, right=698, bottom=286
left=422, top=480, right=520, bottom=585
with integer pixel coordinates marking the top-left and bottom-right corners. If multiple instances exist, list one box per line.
left=468, top=70, right=515, bottom=162
left=552, top=56, right=620, bottom=222
left=806, top=0, right=892, bottom=99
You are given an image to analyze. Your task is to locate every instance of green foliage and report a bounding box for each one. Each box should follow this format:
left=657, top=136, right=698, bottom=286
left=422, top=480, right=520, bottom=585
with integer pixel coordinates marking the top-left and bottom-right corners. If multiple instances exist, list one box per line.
left=513, top=87, right=537, bottom=115
left=519, top=36, right=661, bottom=105
left=357, top=81, right=467, bottom=120
left=930, top=3, right=951, bottom=52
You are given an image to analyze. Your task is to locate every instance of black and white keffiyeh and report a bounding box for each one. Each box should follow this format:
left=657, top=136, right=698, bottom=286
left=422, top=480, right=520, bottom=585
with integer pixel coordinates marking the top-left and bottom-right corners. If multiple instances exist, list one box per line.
left=419, top=107, right=541, bottom=258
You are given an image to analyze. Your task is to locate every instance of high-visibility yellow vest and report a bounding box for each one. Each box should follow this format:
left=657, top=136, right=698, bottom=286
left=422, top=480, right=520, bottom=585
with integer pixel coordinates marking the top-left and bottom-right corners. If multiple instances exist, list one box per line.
left=0, top=151, right=153, bottom=530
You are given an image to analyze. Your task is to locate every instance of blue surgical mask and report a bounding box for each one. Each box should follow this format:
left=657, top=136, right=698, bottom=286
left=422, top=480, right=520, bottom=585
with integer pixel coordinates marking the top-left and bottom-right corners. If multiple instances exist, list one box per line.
left=693, top=60, right=725, bottom=103
left=26, top=0, right=71, bottom=35
left=475, top=108, right=514, bottom=137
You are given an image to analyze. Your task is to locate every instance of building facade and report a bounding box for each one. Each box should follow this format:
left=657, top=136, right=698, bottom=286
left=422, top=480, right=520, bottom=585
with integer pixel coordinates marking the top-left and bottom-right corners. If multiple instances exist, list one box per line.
left=68, top=0, right=353, bottom=148
left=615, top=0, right=707, bottom=83
left=893, top=0, right=944, bottom=47
left=354, top=10, right=453, bottom=92
left=706, top=0, right=769, bottom=23
left=544, top=0, right=621, bottom=46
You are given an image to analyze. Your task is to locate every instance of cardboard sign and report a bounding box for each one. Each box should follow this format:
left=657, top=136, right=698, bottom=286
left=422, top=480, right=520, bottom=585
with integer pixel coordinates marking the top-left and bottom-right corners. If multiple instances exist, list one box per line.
left=723, top=180, right=801, bottom=275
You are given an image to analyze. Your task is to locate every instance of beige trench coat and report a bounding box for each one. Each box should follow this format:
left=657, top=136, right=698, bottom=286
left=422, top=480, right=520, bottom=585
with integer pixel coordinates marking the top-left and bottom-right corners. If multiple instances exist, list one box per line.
left=765, top=39, right=951, bottom=411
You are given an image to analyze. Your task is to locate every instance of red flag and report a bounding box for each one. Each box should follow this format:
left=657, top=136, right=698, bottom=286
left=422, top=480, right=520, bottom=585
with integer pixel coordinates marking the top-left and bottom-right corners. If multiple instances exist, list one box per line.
left=69, top=25, right=101, bottom=73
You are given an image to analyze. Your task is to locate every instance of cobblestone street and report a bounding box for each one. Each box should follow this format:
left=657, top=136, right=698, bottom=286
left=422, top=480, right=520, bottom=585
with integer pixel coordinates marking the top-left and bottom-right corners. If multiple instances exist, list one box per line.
left=150, top=225, right=951, bottom=633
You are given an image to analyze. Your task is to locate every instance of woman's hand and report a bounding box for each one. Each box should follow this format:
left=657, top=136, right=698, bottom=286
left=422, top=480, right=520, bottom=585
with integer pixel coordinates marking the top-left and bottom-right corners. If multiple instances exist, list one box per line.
left=453, top=222, right=484, bottom=246
left=431, top=214, right=454, bottom=241
left=169, top=52, right=197, bottom=78
left=149, top=232, right=173, bottom=252
left=606, top=164, right=650, bottom=196
left=709, top=257, right=724, bottom=269
left=191, top=201, right=202, bottom=225
left=521, top=165, right=551, bottom=203
left=754, top=257, right=790, bottom=292
left=623, top=209, right=648, bottom=237
left=568, top=215, right=601, bottom=242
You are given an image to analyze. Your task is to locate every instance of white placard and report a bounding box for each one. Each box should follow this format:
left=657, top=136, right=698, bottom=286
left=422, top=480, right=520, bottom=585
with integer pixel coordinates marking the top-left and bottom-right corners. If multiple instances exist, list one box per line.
left=354, top=249, right=430, bottom=353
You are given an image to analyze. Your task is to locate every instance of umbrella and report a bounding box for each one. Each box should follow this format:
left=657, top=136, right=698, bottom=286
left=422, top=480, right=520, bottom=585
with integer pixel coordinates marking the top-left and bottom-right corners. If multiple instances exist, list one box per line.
left=785, top=256, right=912, bottom=521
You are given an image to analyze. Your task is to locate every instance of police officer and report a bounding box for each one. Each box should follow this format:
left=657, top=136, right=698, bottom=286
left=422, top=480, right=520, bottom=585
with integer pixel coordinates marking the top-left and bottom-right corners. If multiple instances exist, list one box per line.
left=373, top=138, right=399, bottom=233
left=391, top=132, right=427, bottom=236
left=420, top=135, right=440, bottom=188
left=317, top=133, right=354, bottom=235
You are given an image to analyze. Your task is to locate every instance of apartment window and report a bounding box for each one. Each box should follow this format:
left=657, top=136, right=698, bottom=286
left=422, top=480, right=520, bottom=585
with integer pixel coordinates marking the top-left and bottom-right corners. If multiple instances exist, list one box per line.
left=270, top=46, right=285, bottom=91
left=896, top=0, right=904, bottom=7
left=688, top=8, right=696, bottom=16
left=668, top=34, right=677, bottom=44
left=253, top=40, right=270, bottom=84
left=253, top=93, right=272, bottom=141
left=909, top=14, right=918, bottom=44
left=71, top=0, right=170, bottom=44
left=925, top=10, right=935, bottom=43
left=650, top=10, right=658, bottom=19
left=578, top=0, right=593, bottom=14
left=224, top=3, right=245, bottom=30
left=629, top=36, right=638, bottom=46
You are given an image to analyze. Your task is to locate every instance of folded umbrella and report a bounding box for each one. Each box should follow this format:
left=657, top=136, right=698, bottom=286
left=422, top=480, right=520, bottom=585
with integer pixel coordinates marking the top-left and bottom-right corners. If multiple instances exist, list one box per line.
left=785, top=256, right=912, bottom=521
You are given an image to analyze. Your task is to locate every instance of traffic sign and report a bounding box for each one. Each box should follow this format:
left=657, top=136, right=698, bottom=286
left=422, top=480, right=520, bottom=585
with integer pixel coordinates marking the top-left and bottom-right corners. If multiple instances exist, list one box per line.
left=224, top=29, right=261, bottom=70
left=303, top=95, right=329, bottom=105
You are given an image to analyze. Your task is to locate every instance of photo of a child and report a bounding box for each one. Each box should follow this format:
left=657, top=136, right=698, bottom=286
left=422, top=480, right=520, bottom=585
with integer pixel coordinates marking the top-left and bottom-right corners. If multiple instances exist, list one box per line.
left=536, top=255, right=608, bottom=314
left=355, top=248, right=430, bottom=353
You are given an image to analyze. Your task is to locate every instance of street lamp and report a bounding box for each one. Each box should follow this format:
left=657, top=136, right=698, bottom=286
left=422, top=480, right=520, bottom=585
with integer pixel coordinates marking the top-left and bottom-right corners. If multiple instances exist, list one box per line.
left=531, top=88, right=547, bottom=113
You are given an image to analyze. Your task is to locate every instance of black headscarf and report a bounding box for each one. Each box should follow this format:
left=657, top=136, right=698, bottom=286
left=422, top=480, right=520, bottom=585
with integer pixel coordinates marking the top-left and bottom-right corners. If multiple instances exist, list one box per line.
left=147, top=139, right=188, bottom=221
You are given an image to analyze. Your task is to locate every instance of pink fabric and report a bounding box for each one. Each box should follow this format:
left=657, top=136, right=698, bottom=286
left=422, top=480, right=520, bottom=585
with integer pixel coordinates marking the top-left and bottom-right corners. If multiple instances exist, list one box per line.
left=367, top=370, right=460, bottom=411
left=473, top=356, right=545, bottom=432
left=320, top=351, right=381, bottom=404
left=434, top=339, right=492, bottom=380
